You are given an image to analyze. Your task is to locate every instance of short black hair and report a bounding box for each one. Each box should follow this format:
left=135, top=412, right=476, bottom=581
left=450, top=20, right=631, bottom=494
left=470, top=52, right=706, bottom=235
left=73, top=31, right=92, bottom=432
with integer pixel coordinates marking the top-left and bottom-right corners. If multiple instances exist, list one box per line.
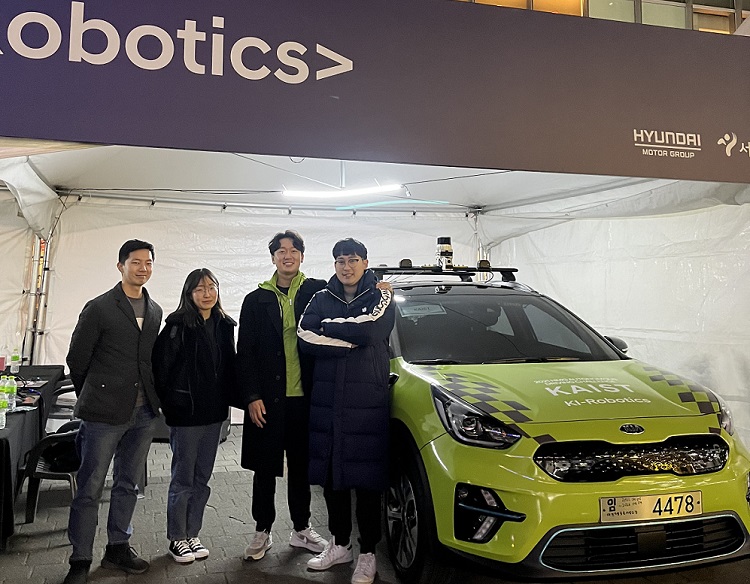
left=118, top=239, right=154, bottom=264
left=332, top=238, right=367, bottom=260
left=269, top=230, right=305, bottom=256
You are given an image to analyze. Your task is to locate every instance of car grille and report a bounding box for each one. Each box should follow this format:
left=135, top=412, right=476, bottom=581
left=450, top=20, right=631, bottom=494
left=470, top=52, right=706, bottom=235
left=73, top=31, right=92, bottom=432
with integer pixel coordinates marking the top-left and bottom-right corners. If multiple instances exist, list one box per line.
left=541, top=515, right=745, bottom=571
left=534, top=435, right=728, bottom=481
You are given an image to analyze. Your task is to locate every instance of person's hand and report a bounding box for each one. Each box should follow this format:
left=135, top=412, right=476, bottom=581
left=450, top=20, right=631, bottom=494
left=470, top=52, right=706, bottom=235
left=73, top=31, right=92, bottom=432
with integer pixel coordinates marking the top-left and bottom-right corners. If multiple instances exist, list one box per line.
left=376, top=281, right=393, bottom=292
left=249, top=400, right=267, bottom=428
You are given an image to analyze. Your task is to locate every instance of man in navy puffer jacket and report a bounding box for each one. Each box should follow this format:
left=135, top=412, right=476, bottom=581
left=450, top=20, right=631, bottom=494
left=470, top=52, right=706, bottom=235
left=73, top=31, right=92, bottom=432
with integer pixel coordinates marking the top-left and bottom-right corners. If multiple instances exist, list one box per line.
left=298, top=238, right=395, bottom=584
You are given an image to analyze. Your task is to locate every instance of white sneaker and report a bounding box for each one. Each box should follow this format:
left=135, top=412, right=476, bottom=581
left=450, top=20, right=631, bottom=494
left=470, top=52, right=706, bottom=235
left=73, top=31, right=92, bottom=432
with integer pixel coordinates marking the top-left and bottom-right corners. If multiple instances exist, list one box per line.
left=290, top=526, right=328, bottom=553
left=351, top=553, right=377, bottom=584
left=169, top=540, right=195, bottom=564
left=187, top=537, right=209, bottom=559
left=244, top=531, right=272, bottom=560
left=306, top=537, right=353, bottom=570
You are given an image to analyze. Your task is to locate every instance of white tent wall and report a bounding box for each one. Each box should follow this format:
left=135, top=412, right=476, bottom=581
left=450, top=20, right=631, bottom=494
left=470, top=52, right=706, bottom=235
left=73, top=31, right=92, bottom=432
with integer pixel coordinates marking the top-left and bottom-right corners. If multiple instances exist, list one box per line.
left=493, top=204, right=750, bottom=445
left=0, top=191, right=34, bottom=354
left=38, top=199, right=476, bottom=366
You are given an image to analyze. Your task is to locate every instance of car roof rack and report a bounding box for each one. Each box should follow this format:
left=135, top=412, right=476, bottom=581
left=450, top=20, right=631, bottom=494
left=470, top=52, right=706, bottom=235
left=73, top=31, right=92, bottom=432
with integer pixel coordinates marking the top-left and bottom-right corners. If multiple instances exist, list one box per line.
left=372, top=260, right=518, bottom=283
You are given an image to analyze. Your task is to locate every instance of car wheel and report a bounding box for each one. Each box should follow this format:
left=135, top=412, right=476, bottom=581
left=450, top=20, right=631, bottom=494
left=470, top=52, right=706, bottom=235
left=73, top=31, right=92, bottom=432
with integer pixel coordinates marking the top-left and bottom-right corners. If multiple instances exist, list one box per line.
left=384, top=439, right=455, bottom=584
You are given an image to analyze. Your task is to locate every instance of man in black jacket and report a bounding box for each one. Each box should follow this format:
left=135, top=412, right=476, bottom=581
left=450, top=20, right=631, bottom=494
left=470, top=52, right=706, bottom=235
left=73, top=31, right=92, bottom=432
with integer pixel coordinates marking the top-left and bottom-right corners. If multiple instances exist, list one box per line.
left=63, top=240, right=162, bottom=584
left=237, top=230, right=328, bottom=561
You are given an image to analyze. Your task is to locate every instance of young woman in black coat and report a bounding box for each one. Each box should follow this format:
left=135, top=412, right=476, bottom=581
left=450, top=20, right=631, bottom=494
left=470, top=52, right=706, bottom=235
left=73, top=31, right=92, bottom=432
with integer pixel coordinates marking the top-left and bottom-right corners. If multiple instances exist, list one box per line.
left=152, top=268, right=236, bottom=564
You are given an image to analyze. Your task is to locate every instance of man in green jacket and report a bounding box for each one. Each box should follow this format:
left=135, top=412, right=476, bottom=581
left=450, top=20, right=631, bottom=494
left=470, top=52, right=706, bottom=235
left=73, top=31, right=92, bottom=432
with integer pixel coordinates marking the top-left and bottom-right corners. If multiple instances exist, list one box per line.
left=237, top=230, right=328, bottom=561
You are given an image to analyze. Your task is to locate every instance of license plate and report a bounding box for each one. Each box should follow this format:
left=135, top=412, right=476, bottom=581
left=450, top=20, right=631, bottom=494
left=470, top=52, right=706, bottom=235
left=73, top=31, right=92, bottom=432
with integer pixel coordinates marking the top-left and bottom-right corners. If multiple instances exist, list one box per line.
left=600, top=491, right=702, bottom=523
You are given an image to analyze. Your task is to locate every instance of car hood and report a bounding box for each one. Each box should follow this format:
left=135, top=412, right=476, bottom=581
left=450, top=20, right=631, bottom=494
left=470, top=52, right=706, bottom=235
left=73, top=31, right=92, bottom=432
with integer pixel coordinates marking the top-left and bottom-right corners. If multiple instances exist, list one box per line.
left=408, top=359, right=721, bottom=424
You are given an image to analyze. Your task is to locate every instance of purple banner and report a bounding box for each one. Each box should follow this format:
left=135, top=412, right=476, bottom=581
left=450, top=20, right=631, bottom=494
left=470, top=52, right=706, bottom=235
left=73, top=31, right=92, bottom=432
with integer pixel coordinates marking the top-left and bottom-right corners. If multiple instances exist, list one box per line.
left=2, top=0, right=750, bottom=182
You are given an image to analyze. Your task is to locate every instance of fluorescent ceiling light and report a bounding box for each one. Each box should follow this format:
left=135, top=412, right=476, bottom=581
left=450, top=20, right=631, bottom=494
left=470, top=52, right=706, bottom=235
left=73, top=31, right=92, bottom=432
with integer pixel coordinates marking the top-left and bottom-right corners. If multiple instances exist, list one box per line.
left=336, top=199, right=449, bottom=210
left=282, top=183, right=404, bottom=198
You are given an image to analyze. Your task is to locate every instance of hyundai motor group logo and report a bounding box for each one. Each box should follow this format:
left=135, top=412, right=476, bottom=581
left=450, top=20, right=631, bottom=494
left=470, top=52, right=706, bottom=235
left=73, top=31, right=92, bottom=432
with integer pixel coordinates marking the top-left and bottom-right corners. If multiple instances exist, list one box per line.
left=0, top=1, right=354, bottom=84
left=633, top=129, right=702, bottom=159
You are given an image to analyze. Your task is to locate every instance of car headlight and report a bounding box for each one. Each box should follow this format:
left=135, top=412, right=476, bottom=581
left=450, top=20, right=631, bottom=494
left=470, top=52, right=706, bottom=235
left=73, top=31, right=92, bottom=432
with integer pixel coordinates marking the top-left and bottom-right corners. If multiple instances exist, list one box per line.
left=711, top=390, right=735, bottom=435
left=431, top=385, right=521, bottom=449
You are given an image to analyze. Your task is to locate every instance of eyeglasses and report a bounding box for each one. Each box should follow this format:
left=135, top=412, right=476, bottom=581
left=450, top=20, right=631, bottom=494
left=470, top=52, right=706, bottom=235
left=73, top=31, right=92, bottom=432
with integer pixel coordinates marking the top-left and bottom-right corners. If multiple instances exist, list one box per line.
left=335, top=258, right=362, bottom=268
left=193, top=285, right=218, bottom=295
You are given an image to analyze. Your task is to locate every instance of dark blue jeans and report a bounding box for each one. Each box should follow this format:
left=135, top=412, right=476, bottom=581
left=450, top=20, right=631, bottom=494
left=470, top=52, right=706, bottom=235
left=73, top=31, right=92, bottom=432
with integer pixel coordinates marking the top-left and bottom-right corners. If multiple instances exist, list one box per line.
left=68, top=405, right=157, bottom=561
left=167, top=422, right=222, bottom=541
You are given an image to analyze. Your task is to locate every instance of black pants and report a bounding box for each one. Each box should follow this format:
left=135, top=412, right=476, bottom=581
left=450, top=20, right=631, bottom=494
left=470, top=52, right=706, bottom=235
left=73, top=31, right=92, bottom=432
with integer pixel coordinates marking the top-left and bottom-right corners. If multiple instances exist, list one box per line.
left=252, top=397, right=311, bottom=532
left=323, top=481, right=382, bottom=554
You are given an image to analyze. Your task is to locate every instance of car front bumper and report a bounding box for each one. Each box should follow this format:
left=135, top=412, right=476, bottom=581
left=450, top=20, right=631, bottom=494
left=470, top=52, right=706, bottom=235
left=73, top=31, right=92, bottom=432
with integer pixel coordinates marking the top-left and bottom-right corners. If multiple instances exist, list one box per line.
left=420, top=432, right=750, bottom=576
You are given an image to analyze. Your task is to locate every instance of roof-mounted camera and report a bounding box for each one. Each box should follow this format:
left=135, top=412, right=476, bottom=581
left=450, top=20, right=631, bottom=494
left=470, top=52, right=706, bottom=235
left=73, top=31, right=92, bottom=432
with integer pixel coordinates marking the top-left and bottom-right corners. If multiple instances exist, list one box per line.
left=373, top=237, right=518, bottom=283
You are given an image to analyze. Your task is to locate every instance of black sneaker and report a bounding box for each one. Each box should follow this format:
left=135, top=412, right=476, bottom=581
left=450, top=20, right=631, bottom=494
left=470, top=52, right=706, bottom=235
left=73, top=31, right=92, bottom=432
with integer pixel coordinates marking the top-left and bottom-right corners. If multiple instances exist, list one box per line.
left=169, top=540, right=196, bottom=564
left=62, top=560, right=91, bottom=584
left=101, top=543, right=150, bottom=574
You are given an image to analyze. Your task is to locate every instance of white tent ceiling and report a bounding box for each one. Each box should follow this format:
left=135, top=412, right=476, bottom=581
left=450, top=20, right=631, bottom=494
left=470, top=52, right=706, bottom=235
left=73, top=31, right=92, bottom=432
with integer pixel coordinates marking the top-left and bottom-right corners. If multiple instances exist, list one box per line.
left=4, top=141, right=750, bottom=246
left=14, top=143, right=650, bottom=216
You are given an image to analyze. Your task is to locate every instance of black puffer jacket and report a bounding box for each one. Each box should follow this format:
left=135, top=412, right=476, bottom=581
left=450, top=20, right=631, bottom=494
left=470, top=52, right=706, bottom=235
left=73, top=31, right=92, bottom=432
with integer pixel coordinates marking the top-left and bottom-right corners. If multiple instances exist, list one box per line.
left=298, top=270, right=395, bottom=490
left=152, top=311, right=236, bottom=427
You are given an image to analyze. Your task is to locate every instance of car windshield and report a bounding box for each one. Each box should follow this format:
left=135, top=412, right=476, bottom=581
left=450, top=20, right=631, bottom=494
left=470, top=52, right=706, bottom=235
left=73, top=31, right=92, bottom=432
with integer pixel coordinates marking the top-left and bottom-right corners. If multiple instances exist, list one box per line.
left=393, top=288, right=621, bottom=365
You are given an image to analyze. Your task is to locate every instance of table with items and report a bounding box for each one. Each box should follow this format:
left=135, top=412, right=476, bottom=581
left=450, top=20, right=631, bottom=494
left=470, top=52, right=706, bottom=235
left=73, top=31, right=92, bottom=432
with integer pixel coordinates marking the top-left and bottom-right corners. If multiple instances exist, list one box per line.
left=0, top=365, right=64, bottom=549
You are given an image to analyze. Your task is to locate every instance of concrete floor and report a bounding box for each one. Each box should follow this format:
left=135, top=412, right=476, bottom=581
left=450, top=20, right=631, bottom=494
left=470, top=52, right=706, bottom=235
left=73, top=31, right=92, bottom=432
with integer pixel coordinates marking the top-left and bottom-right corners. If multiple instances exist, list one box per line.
left=2, top=426, right=750, bottom=584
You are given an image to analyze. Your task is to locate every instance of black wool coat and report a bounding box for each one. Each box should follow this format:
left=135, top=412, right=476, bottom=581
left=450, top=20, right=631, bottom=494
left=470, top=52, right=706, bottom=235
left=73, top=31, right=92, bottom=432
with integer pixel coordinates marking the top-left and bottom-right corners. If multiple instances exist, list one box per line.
left=66, top=282, right=162, bottom=424
left=236, top=277, right=325, bottom=476
left=152, top=311, right=236, bottom=427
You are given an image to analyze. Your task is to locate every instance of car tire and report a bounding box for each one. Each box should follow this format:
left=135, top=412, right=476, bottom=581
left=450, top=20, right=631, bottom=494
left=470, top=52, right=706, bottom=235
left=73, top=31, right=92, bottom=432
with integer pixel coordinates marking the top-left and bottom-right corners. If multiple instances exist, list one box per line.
left=384, top=434, right=456, bottom=584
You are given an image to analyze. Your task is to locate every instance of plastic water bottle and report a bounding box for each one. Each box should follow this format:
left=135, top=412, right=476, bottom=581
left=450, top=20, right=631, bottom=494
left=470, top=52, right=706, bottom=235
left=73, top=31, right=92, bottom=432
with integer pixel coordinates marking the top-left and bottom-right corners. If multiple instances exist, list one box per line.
left=0, top=377, right=7, bottom=429
left=6, top=376, right=17, bottom=413
left=9, top=345, right=20, bottom=374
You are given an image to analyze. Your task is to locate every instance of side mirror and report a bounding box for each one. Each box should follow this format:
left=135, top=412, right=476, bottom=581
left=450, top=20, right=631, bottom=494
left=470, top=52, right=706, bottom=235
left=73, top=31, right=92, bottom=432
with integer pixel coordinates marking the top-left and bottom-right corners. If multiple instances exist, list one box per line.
left=388, top=372, right=399, bottom=388
left=604, top=336, right=628, bottom=354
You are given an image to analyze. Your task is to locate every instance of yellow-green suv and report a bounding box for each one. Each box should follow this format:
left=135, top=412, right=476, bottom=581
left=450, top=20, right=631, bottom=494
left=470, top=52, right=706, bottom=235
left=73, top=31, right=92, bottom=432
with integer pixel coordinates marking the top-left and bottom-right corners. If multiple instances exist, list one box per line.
left=379, top=265, right=750, bottom=583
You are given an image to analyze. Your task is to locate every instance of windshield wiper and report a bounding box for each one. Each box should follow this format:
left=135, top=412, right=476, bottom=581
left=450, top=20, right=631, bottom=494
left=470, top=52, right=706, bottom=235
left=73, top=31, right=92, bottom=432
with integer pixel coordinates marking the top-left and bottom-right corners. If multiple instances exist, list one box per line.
left=482, top=356, right=583, bottom=364
left=409, top=356, right=584, bottom=365
left=409, top=359, right=470, bottom=365
left=482, top=358, right=539, bottom=364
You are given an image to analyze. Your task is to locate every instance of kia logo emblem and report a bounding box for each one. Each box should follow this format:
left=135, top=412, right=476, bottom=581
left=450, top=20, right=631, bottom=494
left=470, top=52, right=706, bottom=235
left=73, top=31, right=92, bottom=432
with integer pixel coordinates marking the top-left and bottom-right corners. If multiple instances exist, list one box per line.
left=620, top=423, right=645, bottom=434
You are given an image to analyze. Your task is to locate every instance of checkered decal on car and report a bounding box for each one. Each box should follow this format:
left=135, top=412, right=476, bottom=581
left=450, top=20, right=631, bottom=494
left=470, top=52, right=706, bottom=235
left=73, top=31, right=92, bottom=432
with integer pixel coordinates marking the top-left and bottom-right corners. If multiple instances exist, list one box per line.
left=639, top=365, right=722, bottom=433
left=420, top=367, right=559, bottom=442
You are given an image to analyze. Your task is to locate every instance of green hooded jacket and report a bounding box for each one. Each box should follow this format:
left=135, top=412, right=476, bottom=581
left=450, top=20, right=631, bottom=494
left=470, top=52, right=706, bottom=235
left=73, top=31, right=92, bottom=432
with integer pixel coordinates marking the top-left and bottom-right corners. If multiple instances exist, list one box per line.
left=259, top=271, right=305, bottom=397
